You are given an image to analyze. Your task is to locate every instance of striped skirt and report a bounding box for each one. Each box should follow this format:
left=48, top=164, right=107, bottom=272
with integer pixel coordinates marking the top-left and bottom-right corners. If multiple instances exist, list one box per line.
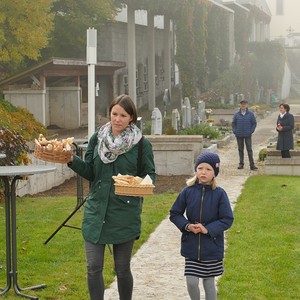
left=184, top=258, right=224, bottom=278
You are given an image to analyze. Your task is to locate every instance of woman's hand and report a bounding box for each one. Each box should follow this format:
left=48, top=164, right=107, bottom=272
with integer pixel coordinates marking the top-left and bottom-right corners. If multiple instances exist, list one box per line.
left=67, top=155, right=73, bottom=165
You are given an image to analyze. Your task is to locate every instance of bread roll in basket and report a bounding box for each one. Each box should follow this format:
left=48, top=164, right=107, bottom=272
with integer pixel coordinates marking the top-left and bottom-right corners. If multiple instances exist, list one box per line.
left=113, top=174, right=154, bottom=196
left=34, top=134, right=74, bottom=164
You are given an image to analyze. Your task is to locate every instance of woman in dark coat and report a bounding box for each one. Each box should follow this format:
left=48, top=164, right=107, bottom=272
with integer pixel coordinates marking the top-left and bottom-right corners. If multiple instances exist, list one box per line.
left=276, top=103, right=294, bottom=158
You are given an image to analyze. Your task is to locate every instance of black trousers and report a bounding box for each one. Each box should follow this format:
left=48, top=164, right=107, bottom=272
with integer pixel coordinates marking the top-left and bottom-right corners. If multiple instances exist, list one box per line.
left=236, top=136, right=255, bottom=167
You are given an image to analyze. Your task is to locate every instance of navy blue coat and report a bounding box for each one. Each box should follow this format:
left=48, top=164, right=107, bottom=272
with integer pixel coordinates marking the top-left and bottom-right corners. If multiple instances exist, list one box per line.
left=170, top=183, right=234, bottom=261
left=276, top=112, right=294, bottom=151
left=232, top=109, right=257, bottom=138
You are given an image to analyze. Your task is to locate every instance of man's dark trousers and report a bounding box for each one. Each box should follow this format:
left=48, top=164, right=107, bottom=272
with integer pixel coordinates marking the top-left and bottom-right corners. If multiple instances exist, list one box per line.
left=236, top=136, right=255, bottom=167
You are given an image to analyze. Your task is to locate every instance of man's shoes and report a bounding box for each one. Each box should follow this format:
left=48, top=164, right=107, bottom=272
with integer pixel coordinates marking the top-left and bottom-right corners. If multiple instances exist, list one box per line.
left=237, top=164, right=244, bottom=169
left=250, top=166, right=258, bottom=171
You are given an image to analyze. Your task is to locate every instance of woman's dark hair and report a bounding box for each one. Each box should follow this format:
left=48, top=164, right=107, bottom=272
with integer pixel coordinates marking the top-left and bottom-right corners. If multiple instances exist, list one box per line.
left=279, top=103, right=290, bottom=112
left=109, top=94, right=138, bottom=124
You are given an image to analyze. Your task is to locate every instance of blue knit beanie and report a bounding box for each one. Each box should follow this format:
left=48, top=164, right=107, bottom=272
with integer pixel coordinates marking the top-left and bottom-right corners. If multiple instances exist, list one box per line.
left=194, top=152, right=220, bottom=177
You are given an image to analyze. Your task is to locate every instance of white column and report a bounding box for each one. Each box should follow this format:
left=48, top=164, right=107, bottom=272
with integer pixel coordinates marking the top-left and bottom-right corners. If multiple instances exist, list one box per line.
left=127, top=3, right=136, bottom=104
left=87, top=27, right=97, bottom=138
left=148, top=11, right=156, bottom=111
left=164, top=15, right=172, bottom=99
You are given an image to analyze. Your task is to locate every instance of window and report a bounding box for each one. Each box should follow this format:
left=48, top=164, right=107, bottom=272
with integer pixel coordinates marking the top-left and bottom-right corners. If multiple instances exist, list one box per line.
left=123, top=75, right=128, bottom=94
left=143, top=64, right=148, bottom=92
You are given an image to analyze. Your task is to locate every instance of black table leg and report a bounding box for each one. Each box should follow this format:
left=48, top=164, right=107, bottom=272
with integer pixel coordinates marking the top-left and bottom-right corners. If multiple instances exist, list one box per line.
left=0, top=177, right=12, bottom=294
left=1, top=176, right=46, bottom=299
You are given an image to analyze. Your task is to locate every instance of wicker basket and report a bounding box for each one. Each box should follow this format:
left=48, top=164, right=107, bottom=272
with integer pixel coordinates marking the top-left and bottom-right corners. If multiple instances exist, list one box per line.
left=114, top=183, right=154, bottom=196
left=34, top=143, right=72, bottom=164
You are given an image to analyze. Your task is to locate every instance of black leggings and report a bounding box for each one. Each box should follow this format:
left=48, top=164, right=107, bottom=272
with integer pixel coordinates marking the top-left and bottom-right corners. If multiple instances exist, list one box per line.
left=85, top=240, right=134, bottom=300
left=281, top=150, right=291, bottom=158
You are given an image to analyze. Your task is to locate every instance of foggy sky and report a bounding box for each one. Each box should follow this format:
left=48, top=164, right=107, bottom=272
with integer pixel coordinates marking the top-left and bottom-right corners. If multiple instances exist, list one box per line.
left=267, top=0, right=300, bottom=38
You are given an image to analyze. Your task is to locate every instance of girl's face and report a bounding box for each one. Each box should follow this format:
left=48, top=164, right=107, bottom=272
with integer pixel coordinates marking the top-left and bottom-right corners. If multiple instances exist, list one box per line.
left=196, top=162, right=215, bottom=184
left=279, top=105, right=286, bottom=114
left=110, top=104, right=133, bottom=136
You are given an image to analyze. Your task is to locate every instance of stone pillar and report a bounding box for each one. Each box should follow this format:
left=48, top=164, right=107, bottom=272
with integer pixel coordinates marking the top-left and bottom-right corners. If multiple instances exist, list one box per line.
left=148, top=11, right=156, bottom=111
left=164, top=15, right=172, bottom=99
left=228, top=12, right=235, bottom=66
left=127, top=3, right=136, bottom=104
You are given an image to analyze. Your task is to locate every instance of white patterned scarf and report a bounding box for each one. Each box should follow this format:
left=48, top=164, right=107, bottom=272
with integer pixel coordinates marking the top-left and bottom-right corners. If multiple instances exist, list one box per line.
left=97, top=122, right=142, bottom=164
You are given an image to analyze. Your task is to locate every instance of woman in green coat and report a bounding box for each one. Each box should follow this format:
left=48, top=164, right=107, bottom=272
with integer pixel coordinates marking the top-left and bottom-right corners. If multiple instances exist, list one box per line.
left=67, top=94, right=156, bottom=300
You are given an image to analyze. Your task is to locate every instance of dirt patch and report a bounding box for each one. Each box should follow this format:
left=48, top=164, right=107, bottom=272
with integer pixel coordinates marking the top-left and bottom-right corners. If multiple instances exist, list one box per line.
left=34, top=175, right=189, bottom=198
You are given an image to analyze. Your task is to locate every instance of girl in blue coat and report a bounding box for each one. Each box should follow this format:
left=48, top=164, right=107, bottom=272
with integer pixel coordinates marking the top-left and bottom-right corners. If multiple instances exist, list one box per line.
left=170, top=152, right=233, bottom=300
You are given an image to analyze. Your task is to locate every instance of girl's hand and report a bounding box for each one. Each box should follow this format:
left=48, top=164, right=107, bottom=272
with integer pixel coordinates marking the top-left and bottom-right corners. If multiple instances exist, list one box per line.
left=188, top=223, right=208, bottom=234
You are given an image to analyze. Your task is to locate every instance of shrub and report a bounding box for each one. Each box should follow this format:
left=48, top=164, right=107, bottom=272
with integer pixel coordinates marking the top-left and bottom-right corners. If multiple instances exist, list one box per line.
left=178, top=124, right=220, bottom=139
left=164, top=126, right=177, bottom=135
left=0, top=99, right=47, bottom=168
left=258, top=148, right=268, bottom=161
left=0, top=127, right=31, bottom=166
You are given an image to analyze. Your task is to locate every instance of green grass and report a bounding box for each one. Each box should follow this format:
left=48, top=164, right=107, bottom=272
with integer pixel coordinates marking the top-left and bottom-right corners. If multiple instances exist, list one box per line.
left=218, top=175, right=300, bottom=300
left=0, top=193, right=176, bottom=299
left=1, top=176, right=299, bottom=299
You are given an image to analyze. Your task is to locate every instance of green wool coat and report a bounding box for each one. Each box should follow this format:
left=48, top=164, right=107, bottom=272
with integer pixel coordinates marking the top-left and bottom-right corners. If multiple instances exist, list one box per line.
left=68, top=133, right=156, bottom=244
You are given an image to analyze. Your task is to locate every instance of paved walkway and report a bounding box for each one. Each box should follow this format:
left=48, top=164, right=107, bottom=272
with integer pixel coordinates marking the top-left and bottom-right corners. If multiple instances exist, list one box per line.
left=105, top=101, right=300, bottom=300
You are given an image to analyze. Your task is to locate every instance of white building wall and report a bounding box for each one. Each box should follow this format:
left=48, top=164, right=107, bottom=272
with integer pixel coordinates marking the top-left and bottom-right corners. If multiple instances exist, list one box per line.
left=4, top=89, right=48, bottom=126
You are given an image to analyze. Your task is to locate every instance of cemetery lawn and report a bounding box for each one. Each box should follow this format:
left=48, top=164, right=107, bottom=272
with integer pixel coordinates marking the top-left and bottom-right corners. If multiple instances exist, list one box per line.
left=218, top=175, right=300, bottom=299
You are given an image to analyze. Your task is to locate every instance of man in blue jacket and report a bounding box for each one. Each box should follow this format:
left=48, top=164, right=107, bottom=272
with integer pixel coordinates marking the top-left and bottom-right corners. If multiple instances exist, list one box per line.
left=232, top=99, right=258, bottom=170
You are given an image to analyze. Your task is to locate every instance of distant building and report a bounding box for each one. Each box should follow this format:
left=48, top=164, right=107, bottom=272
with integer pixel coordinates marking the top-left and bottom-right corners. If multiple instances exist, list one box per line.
left=0, top=1, right=277, bottom=129
left=286, top=32, right=300, bottom=48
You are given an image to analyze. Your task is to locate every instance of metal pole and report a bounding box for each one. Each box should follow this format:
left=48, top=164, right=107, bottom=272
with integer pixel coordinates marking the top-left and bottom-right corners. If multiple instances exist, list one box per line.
left=87, top=28, right=97, bottom=138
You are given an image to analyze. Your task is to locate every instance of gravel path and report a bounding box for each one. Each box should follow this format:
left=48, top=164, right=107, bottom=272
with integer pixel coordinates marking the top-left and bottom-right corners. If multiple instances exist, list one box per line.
left=105, top=102, right=300, bottom=300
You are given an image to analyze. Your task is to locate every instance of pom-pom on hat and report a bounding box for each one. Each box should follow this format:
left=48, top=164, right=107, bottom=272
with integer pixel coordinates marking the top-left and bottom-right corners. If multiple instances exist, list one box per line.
left=194, top=152, right=220, bottom=177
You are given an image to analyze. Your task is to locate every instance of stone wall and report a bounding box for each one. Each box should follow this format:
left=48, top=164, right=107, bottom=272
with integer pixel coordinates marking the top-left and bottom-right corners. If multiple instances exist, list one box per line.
left=145, top=135, right=204, bottom=175
left=265, top=150, right=300, bottom=176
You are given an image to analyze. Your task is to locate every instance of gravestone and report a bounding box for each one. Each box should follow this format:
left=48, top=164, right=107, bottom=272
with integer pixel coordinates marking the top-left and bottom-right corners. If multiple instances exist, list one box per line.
left=182, top=97, right=192, bottom=128
left=151, top=107, right=162, bottom=135
left=198, top=100, right=205, bottom=123
left=172, top=109, right=180, bottom=132
left=192, top=107, right=199, bottom=126
left=238, top=94, right=244, bottom=102
left=229, top=94, right=234, bottom=105
left=163, top=89, right=171, bottom=117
